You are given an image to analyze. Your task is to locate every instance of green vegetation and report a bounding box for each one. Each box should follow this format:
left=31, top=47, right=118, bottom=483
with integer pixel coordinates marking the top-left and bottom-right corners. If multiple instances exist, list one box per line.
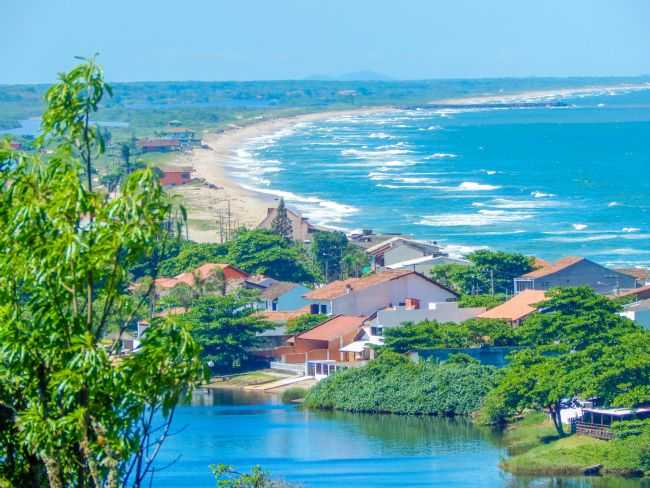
left=431, top=250, right=533, bottom=295
left=382, top=317, right=517, bottom=353
left=270, top=197, right=293, bottom=240
left=286, top=314, right=329, bottom=335
left=223, top=371, right=280, bottom=387
left=281, top=387, right=308, bottom=404
left=158, top=241, right=230, bottom=276
left=458, top=293, right=507, bottom=309
left=211, top=464, right=298, bottom=488
left=304, top=351, right=497, bottom=415
left=0, top=59, right=205, bottom=486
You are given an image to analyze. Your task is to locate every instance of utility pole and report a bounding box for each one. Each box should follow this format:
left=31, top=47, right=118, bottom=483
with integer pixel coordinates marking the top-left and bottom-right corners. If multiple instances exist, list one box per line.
left=490, top=269, right=495, bottom=296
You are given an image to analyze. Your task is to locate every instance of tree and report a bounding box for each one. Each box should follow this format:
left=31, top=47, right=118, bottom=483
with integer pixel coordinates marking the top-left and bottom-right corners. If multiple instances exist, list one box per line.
left=341, top=243, right=368, bottom=278
left=287, top=314, right=328, bottom=335
left=0, top=58, right=205, bottom=487
left=270, top=198, right=293, bottom=240
left=157, top=241, right=229, bottom=276
left=181, top=291, right=272, bottom=372
left=311, top=230, right=348, bottom=281
left=458, top=293, right=506, bottom=309
left=227, top=229, right=319, bottom=283
left=120, top=142, right=131, bottom=173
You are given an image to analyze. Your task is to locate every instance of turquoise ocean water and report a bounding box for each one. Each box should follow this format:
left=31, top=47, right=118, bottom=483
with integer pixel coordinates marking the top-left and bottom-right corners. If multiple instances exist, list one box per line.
left=227, top=86, right=650, bottom=267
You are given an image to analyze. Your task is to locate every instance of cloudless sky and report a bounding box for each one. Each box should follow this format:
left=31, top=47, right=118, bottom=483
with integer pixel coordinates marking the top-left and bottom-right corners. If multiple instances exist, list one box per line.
left=2, top=0, right=650, bottom=84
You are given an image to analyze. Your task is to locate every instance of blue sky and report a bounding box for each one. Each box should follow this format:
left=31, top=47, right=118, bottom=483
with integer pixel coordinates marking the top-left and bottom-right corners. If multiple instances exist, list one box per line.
left=3, top=0, right=650, bottom=83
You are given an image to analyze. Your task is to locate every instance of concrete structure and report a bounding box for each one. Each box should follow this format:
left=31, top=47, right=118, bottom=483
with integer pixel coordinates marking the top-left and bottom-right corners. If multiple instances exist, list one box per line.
left=514, top=256, right=637, bottom=295
left=304, top=270, right=457, bottom=317
left=159, top=166, right=193, bottom=186
left=479, top=290, right=547, bottom=325
left=257, top=281, right=311, bottom=312
left=257, top=206, right=321, bottom=242
left=366, top=236, right=444, bottom=270
left=386, top=255, right=470, bottom=276
left=621, top=299, right=650, bottom=330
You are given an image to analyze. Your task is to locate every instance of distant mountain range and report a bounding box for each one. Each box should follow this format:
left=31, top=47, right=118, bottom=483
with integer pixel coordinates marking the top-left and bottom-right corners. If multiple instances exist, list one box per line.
left=304, top=70, right=393, bottom=81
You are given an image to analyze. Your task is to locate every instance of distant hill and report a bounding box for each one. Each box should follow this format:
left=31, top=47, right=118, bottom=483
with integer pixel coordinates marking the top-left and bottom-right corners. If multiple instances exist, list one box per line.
left=304, top=70, right=393, bottom=81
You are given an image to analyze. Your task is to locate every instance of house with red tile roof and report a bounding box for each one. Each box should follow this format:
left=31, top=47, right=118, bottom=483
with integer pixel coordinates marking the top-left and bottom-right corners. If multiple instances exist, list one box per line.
left=479, top=290, right=547, bottom=325
left=137, top=138, right=181, bottom=153
left=153, top=263, right=249, bottom=296
left=159, top=166, right=193, bottom=186
left=304, top=269, right=457, bottom=317
left=513, top=256, right=637, bottom=295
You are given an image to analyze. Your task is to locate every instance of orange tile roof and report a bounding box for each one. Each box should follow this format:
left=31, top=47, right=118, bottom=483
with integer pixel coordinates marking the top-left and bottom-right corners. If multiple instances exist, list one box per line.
left=616, top=285, right=650, bottom=299
left=478, top=290, right=547, bottom=322
left=305, top=270, right=416, bottom=300
left=255, top=306, right=311, bottom=323
left=297, top=315, right=366, bottom=341
left=615, top=268, right=649, bottom=282
left=154, top=263, right=248, bottom=290
left=520, top=256, right=584, bottom=279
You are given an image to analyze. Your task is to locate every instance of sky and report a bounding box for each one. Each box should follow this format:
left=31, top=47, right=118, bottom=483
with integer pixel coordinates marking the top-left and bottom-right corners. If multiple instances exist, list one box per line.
left=2, top=0, right=650, bottom=84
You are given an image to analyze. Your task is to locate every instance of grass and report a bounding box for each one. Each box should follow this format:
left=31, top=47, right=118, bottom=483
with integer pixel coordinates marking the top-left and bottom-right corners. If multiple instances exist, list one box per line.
left=281, top=387, right=308, bottom=404
left=223, top=371, right=280, bottom=387
left=501, top=412, right=648, bottom=477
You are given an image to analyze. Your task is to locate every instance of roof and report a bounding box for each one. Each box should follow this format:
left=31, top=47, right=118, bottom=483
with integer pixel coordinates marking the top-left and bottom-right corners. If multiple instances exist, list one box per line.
left=254, top=306, right=310, bottom=323
left=260, top=281, right=301, bottom=300
left=297, top=315, right=366, bottom=341
left=624, top=298, right=650, bottom=312
left=519, top=256, right=585, bottom=279
left=386, top=255, right=469, bottom=269
left=532, top=257, right=551, bottom=269
left=366, top=236, right=440, bottom=257
left=615, top=268, right=650, bottom=282
left=617, top=285, right=650, bottom=299
left=478, top=290, right=547, bottom=322
left=339, top=340, right=369, bottom=353
left=137, top=138, right=180, bottom=148
left=583, top=407, right=650, bottom=417
left=154, top=263, right=248, bottom=290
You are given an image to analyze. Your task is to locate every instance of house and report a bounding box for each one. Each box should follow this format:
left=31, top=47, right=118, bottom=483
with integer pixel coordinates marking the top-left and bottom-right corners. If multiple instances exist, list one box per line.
left=386, top=255, right=470, bottom=277
left=576, top=407, right=650, bottom=440
left=153, top=263, right=249, bottom=296
left=161, top=127, right=195, bottom=142
left=272, top=315, right=366, bottom=364
left=615, top=285, right=650, bottom=302
left=620, top=299, right=650, bottom=329
left=478, top=290, right=547, bottom=325
left=159, top=166, right=193, bottom=186
left=615, top=268, right=650, bottom=287
left=513, top=256, right=637, bottom=295
left=366, top=236, right=445, bottom=270
left=257, top=281, right=311, bottom=312
left=304, top=269, right=458, bottom=317
left=137, top=138, right=181, bottom=153
left=257, top=206, right=320, bottom=241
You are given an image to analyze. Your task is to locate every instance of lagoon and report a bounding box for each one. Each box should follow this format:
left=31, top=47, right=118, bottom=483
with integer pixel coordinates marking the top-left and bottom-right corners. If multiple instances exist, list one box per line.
left=153, top=389, right=648, bottom=487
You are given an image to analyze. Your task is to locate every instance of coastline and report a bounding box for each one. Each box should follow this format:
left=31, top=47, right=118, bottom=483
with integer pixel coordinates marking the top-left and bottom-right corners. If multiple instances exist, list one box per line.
left=172, top=107, right=392, bottom=242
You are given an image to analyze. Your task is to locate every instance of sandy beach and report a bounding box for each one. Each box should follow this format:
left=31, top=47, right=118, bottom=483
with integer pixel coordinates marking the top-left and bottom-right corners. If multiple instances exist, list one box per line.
left=171, top=107, right=392, bottom=242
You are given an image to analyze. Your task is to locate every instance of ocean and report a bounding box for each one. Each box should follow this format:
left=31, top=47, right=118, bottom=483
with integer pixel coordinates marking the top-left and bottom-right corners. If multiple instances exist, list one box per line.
left=226, top=85, right=650, bottom=268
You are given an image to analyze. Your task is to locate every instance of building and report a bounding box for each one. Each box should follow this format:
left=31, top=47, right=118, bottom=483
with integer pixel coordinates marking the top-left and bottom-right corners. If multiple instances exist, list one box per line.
left=615, top=268, right=650, bottom=287
left=137, top=138, right=181, bottom=153
left=161, top=127, right=195, bottom=142
left=272, top=315, right=366, bottom=364
left=366, top=237, right=445, bottom=270
left=257, top=281, right=311, bottom=312
left=159, top=166, right=193, bottom=186
left=304, top=269, right=458, bottom=317
left=620, top=299, right=650, bottom=329
left=478, top=290, right=547, bottom=325
left=153, top=263, right=249, bottom=296
left=576, top=407, right=650, bottom=440
left=257, top=206, right=321, bottom=242
left=386, top=255, right=470, bottom=277
left=615, top=285, right=650, bottom=302
left=513, top=256, right=637, bottom=295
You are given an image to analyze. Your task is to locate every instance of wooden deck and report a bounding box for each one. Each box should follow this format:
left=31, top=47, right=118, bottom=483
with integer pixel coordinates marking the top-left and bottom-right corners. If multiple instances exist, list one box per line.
left=575, top=421, right=614, bottom=440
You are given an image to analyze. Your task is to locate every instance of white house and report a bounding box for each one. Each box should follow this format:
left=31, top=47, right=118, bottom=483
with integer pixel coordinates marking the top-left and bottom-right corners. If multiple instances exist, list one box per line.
left=620, top=299, right=650, bottom=330
left=304, top=269, right=458, bottom=317
left=366, top=237, right=445, bottom=270
left=387, top=255, right=470, bottom=277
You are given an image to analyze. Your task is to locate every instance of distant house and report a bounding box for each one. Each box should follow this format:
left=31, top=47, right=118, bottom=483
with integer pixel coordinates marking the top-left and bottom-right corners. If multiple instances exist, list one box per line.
left=153, top=263, right=249, bottom=296
left=478, top=290, right=547, bottom=325
left=137, top=138, right=181, bottom=153
left=257, top=206, right=320, bottom=241
left=615, top=268, right=650, bottom=287
left=304, top=269, right=458, bottom=317
left=386, top=255, right=470, bottom=277
left=272, top=315, right=366, bottom=364
left=620, top=299, right=650, bottom=330
left=257, top=281, right=311, bottom=312
left=366, top=237, right=445, bottom=270
left=159, top=166, right=193, bottom=186
left=513, top=257, right=637, bottom=295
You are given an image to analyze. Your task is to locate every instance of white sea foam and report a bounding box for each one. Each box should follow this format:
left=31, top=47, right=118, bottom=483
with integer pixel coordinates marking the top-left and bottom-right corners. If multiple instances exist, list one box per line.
left=396, top=176, right=439, bottom=184
left=368, top=132, right=394, bottom=139
left=424, top=153, right=458, bottom=160
left=622, top=227, right=641, bottom=233
left=454, top=182, right=501, bottom=191
left=484, top=198, right=560, bottom=209
left=572, top=224, right=588, bottom=231
left=341, top=148, right=412, bottom=159
left=418, top=209, right=533, bottom=227
left=608, top=201, right=622, bottom=207
left=531, top=191, right=555, bottom=198
left=484, top=170, right=497, bottom=175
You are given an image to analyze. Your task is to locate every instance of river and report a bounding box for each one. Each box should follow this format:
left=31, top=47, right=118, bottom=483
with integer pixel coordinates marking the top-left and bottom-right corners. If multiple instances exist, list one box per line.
left=151, top=388, right=649, bottom=487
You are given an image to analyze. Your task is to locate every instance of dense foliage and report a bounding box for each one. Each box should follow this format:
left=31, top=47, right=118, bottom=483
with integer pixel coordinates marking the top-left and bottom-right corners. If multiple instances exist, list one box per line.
left=158, top=241, right=229, bottom=276
left=382, top=318, right=517, bottom=353
left=304, top=352, right=498, bottom=415
left=270, top=198, right=293, bottom=240
left=458, top=293, right=507, bottom=309
left=0, top=59, right=205, bottom=487
left=286, top=314, right=328, bottom=335
left=431, top=250, right=534, bottom=295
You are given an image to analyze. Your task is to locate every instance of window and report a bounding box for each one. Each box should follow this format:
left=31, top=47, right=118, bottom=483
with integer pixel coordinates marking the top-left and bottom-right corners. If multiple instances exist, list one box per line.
left=371, top=326, right=383, bottom=337
left=271, top=299, right=278, bottom=311
left=310, top=304, right=320, bottom=314
left=319, top=304, right=328, bottom=314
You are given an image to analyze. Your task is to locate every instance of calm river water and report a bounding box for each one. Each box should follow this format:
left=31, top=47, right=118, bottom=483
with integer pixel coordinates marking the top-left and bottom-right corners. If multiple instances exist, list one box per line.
left=153, top=389, right=648, bottom=487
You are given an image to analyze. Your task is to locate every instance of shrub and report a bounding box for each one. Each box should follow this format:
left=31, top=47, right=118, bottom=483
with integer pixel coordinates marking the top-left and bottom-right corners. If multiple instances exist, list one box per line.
left=281, top=387, right=308, bottom=403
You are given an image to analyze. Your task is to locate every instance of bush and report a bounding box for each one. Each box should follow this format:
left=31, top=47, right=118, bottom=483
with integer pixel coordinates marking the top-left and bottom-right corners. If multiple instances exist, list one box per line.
left=286, top=314, right=328, bottom=335
left=281, top=387, right=308, bottom=403
left=304, top=352, right=497, bottom=416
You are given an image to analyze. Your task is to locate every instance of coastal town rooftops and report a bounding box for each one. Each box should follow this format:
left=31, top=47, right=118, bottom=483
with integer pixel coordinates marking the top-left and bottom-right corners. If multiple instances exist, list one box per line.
left=519, top=256, right=584, bottom=279
left=259, top=281, right=301, bottom=300
left=365, top=236, right=440, bottom=257
left=296, top=315, right=366, bottom=341
left=478, top=290, right=547, bottom=322
left=615, top=284, right=650, bottom=300
left=615, top=268, right=650, bottom=283
left=304, top=270, right=457, bottom=300
left=386, top=254, right=470, bottom=269
left=154, top=263, right=249, bottom=290
left=255, top=306, right=310, bottom=323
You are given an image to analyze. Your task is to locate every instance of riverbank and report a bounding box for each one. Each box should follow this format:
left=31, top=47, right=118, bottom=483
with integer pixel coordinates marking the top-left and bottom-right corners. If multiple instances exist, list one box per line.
left=168, top=107, right=391, bottom=242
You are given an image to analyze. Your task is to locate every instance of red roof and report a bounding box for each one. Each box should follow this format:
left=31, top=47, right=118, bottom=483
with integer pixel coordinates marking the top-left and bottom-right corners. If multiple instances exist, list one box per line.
left=154, top=263, right=248, bottom=290
left=297, top=315, right=366, bottom=341
left=478, top=290, right=546, bottom=322
left=520, top=256, right=584, bottom=279
left=616, top=285, right=650, bottom=300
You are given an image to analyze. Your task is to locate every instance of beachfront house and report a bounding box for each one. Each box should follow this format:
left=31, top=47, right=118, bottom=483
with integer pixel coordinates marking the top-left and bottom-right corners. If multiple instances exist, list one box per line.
left=386, top=255, right=470, bottom=277
left=256, top=281, right=311, bottom=312
left=513, top=256, right=637, bottom=295
left=366, top=237, right=445, bottom=271
left=304, top=269, right=458, bottom=317
left=576, top=407, right=650, bottom=440
left=257, top=206, right=320, bottom=242
left=137, top=138, right=181, bottom=153
left=159, top=166, right=193, bottom=186
left=478, top=290, right=547, bottom=325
